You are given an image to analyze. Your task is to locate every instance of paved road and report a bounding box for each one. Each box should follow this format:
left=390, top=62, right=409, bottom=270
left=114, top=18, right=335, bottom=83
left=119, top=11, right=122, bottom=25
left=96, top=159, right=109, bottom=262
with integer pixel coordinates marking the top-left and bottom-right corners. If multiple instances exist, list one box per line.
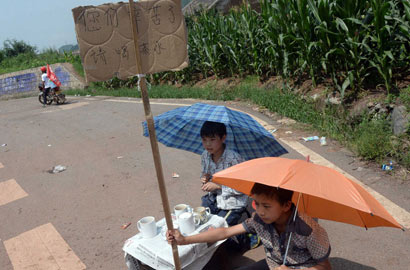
left=1, top=96, right=409, bottom=270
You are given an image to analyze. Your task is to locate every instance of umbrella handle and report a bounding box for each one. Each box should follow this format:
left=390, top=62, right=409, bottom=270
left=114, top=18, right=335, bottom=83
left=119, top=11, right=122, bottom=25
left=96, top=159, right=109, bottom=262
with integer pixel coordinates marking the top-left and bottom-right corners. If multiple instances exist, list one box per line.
left=283, top=193, right=301, bottom=266
left=224, top=210, right=232, bottom=221
left=283, top=232, right=293, bottom=266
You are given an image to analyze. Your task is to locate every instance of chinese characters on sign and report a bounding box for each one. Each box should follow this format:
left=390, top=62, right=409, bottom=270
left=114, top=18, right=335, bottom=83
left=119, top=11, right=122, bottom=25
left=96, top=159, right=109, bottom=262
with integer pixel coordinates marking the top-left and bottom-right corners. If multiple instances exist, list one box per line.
left=72, top=0, right=188, bottom=83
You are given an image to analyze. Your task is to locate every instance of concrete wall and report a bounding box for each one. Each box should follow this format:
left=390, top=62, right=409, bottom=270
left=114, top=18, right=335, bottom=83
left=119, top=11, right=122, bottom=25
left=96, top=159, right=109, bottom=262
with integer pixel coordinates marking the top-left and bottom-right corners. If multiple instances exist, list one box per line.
left=0, top=63, right=85, bottom=97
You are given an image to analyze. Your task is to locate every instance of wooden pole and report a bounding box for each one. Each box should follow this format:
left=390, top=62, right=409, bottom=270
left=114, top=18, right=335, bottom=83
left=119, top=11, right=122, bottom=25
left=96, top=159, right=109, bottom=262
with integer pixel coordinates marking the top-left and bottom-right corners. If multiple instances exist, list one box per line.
left=128, top=1, right=182, bottom=269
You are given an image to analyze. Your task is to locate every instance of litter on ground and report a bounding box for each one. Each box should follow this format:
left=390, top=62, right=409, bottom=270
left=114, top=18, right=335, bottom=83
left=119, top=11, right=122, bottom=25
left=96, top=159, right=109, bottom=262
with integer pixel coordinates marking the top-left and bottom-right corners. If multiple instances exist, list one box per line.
left=303, top=136, right=319, bottom=141
left=121, top=222, right=132, bottom=230
left=52, top=165, right=66, bottom=173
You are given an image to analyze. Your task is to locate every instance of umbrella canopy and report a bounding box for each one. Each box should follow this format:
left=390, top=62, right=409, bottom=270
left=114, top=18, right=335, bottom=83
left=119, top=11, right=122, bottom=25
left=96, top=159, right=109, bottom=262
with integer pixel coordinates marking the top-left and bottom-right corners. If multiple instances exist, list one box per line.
left=213, top=157, right=403, bottom=229
left=142, top=103, right=287, bottom=160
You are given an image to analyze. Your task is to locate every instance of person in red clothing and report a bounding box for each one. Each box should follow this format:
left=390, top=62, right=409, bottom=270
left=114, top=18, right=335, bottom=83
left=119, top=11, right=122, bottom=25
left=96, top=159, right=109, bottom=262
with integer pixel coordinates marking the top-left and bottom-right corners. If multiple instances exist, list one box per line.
left=40, top=66, right=57, bottom=107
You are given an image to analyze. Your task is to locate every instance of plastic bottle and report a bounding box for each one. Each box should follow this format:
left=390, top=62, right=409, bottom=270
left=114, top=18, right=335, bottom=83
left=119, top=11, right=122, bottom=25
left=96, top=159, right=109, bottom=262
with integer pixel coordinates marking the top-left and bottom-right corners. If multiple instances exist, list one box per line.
left=381, top=161, right=393, bottom=171
left=303, top=136, right=319, bottom=141
left=320, top=137, right=327, bottom=146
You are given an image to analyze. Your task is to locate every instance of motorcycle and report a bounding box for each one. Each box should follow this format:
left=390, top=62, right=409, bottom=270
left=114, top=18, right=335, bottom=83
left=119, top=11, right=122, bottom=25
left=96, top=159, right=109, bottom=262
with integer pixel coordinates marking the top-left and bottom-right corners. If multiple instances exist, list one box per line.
left=38, top=84, right=66, bottom=105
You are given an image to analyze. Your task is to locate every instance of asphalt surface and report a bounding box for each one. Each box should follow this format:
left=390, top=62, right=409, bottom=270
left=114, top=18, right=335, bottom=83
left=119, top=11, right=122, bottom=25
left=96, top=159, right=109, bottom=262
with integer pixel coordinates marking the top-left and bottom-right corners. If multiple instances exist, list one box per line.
left=0, top=96, right=409, bottom=270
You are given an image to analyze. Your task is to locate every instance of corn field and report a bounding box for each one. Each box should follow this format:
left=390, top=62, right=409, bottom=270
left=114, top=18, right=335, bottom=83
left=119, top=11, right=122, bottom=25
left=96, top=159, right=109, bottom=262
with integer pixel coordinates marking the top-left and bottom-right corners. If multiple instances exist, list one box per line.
left=151, top=0, right=410, bottom=100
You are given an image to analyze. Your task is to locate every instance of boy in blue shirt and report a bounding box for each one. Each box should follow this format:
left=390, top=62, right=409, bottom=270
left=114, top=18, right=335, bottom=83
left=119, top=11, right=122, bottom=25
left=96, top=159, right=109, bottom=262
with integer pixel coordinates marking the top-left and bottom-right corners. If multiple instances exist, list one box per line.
left=199, top=121, right=248, bottom=226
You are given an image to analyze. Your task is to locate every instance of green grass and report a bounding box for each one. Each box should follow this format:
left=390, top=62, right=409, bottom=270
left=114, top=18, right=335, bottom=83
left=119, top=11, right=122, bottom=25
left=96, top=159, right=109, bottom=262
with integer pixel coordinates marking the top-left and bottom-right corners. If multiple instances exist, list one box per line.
left=0, top=50, right=83, bottom=76
left=62, top=52, right=84, bottom=77
left=399, top=86, right=410, bottom=111
left=353, top=116, right=392, bottom=160
left=65, top=77, right=409, bottom=169
left=0, top=50, right=66, bottom=74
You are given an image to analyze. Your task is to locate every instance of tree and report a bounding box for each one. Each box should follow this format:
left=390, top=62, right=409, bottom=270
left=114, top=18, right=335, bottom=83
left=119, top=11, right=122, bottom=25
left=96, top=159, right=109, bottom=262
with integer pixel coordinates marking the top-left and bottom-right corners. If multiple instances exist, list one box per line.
left=2, top=39, right=37, bottom=58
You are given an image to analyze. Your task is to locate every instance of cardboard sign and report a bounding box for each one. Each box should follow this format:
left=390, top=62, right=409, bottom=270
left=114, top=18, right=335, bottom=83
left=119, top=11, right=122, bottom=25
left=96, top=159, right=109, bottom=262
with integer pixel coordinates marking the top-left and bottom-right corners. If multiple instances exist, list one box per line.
left=72, top=0, right=188, bottom=83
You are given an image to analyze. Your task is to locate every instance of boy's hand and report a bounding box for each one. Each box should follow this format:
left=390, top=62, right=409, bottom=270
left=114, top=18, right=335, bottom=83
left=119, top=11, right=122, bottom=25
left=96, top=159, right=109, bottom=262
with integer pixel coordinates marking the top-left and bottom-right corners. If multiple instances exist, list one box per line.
left=201, top=182, right=221, bottom=192
left=201, top=173, right=211, bottom=184
left=166, top=229, right=186, bottom=245
left=274, top=266, right=291, bottom=270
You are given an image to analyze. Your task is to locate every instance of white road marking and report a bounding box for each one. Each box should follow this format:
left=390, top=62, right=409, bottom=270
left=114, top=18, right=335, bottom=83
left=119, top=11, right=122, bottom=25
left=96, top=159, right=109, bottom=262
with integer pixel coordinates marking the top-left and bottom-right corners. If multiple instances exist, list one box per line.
left=41, top=102, right=89, bottom=113
left=104, top=99, right=190, bottom=107
left=0, top=179, right=28, bottom=206
left=41, top=109, right=55, bottom=113
left=4, top=223, right=86, bottom=270
left=60, top=102, right=89, bottom=110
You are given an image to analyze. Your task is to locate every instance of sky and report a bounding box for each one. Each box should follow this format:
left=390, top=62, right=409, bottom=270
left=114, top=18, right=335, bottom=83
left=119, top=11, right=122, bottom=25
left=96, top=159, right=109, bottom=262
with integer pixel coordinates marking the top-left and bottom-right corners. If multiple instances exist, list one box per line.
left=0, top=1, right=115, bottom=51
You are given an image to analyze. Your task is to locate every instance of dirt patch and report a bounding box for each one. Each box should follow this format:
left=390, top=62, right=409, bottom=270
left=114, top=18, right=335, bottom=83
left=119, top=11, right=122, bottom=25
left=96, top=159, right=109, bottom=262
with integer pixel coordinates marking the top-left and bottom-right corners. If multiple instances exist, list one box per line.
left=348, top=92, right=387, bottom=118
left=215, top=77, right=241, bottom=88
left=396, top=71, right=410, bottom=90
left=193, top=75, right=241, bottom=89
left=258, top=76, right=283, bottom=89
left=193, top=75, right=217, bottom=88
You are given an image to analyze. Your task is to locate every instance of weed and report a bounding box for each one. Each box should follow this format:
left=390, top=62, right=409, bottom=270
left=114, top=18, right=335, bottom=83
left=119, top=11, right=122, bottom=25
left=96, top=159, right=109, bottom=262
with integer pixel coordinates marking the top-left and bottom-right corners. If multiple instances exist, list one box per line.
left=353, top=116, right=392, bottom=161
left=399, top=86, right=410, bottom=110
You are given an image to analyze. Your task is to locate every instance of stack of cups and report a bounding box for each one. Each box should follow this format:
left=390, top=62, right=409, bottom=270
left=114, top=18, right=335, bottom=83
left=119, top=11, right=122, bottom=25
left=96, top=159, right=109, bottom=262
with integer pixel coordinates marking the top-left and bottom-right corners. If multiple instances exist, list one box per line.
left=174, top=204, right=200, bottom=235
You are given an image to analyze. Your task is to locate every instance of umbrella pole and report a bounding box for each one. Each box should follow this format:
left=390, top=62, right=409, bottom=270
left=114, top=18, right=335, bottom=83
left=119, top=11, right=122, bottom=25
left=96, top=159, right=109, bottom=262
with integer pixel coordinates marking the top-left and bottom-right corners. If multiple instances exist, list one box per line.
left=283, top=193, right=301, bottom=266
left=128, top=1, right=181, bottom=269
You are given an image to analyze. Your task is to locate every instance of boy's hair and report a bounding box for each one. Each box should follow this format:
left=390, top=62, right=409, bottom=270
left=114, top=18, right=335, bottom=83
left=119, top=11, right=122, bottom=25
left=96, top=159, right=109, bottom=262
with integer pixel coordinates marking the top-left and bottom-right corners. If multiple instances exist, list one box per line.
left=251, top=183, right=294, bottom=206
left=200, top=121, right=227, bottom=138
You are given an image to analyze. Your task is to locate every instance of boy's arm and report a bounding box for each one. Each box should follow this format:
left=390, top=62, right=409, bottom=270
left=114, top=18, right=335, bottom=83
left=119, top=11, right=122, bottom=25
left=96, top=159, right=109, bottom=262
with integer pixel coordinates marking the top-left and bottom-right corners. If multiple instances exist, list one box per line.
left=304, top=221, right=331, bottom=270
left=275, top=260, right=331, bottom=270
left=201, top=181, right=221, bottom=192
left=309, top=259, right=332, bottom=270
left=167, top=223, right=246, bottom=245
left=200, top=152, right=211, bottom=184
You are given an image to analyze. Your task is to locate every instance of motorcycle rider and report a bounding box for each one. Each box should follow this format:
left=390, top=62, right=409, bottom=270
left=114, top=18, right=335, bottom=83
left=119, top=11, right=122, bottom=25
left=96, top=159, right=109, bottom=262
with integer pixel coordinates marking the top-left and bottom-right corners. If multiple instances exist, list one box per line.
left=40, top=66, right=57, bottom=107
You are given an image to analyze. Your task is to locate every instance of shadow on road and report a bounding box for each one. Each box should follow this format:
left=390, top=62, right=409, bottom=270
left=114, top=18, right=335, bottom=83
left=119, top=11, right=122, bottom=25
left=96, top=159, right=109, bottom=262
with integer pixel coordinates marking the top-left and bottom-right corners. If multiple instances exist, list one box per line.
left=204, top=250, right=378, bottom=270
left=330, top=257, right=376, bottom=270
left=202, top=243, right=257, bottom=270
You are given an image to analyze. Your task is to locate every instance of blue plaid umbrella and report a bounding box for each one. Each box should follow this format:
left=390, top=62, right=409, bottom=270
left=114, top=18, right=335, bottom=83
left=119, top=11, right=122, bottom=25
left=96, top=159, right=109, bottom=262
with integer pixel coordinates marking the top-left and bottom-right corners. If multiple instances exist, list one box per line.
left=142, top=103, right=288, bottom=160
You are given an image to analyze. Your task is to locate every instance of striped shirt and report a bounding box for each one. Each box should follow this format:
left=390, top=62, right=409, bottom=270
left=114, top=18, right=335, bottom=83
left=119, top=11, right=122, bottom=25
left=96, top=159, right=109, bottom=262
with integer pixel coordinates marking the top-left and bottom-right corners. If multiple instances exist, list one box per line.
left=201, top=148, right=248, bottom=210
left=243, top=208, right=331, bottom=269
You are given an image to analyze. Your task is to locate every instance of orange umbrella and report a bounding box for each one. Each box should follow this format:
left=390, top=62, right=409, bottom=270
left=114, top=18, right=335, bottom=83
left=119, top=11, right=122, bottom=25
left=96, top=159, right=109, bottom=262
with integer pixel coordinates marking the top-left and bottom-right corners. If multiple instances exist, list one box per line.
left=213, top=157, right=403, bottom=229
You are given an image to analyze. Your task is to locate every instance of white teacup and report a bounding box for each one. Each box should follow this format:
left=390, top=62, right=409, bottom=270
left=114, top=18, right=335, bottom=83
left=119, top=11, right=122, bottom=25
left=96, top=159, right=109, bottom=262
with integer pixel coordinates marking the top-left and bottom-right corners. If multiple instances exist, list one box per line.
left=137, top=216, right=157, bottom=238
left=174, top=204, right=192, bottom=218
left=178, top=212, right=200, bottom=235
left=193, top=206, right=211, bottom=224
